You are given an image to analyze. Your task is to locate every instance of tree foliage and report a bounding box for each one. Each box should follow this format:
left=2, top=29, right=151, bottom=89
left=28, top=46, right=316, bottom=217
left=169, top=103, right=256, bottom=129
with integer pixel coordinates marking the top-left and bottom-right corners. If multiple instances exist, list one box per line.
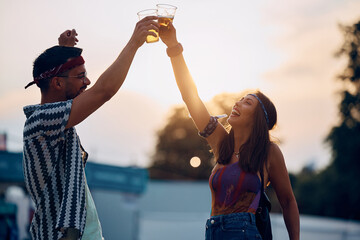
left=324, top=20, right=360, bottom=219
left=293, top=20, right=360, bottom=220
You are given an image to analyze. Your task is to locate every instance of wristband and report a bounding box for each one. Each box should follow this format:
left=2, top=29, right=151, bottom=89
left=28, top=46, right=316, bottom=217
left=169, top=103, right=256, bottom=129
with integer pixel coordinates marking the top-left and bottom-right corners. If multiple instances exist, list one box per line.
left=166, top=43, right=183, bottom=57
left=198, top=116, right=219, bottom=138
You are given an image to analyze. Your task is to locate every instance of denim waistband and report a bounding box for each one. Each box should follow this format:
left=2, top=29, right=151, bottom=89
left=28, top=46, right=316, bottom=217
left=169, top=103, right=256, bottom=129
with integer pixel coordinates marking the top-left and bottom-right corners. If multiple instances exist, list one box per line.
left=206, top=212, right=256, bottom=227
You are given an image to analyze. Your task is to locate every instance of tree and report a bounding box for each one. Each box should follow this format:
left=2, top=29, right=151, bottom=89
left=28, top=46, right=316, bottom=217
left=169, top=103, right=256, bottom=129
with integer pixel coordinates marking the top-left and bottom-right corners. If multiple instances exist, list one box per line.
left=294, top=20, right=360, bottom=220
left=324, top=20, right=360, bottom=220
left=148, top=92, right=242, bottom=180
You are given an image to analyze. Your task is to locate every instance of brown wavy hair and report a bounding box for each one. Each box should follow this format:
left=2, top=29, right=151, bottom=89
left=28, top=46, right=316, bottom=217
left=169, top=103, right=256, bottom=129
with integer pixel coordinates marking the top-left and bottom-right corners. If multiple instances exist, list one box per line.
left=216, top=90, right=277, bottom=174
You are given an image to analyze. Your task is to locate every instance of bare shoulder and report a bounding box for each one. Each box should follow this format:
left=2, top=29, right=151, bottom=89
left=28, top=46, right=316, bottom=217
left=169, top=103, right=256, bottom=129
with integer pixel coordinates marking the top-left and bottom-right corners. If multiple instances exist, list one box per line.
left=268, top=142, right=284, bottom=160
left=268, top=142, right=286, bottom=171
left=267, top=141, right=290, bottom=186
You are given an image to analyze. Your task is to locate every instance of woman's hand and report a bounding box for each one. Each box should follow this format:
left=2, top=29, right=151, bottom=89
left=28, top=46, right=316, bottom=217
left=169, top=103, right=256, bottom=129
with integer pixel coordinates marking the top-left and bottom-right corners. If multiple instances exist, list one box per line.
left=58, top=29, right=78, bottom=47
left=159, top=22, right=179, bottom=48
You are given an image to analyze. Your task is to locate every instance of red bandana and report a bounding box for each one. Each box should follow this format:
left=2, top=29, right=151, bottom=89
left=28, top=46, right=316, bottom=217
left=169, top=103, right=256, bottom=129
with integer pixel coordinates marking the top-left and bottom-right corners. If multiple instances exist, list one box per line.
left=25, top=56, right=85, bottom=89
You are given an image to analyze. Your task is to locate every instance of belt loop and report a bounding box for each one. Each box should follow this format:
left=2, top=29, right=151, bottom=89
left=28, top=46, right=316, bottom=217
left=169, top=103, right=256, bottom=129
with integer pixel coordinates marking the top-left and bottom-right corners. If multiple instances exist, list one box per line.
left=249, top=213, right=256, bottom=224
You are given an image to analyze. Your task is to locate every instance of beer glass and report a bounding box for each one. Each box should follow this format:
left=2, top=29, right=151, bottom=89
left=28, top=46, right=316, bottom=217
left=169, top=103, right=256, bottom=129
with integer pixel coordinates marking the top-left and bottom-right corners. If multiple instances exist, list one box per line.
left=156, top=4, right=177, bottom=27
left=137, top=9, right=159, bottom=43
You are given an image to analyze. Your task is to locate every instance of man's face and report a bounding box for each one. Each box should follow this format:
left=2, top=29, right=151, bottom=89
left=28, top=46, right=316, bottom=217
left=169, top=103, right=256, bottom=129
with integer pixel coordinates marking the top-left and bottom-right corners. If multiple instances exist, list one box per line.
left=62, top=64, right=90, bottom=100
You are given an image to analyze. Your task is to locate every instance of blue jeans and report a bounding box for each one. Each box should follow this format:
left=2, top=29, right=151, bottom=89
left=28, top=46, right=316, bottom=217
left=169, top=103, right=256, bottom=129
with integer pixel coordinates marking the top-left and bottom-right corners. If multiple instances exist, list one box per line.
left=205, top=212, right=262, bottom=240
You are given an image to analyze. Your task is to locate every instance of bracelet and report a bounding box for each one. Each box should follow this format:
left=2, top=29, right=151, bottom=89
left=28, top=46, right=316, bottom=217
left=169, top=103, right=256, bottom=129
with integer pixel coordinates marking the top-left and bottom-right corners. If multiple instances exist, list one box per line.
left=198, top=116, right=219, bottom=138
left=166, top=43, right=183, bottom=57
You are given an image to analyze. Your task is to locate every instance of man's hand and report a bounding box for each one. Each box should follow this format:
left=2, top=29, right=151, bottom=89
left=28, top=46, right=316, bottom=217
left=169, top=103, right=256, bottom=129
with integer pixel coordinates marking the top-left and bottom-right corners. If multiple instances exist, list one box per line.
left=129, top=16, right=160, bottom=49
left=58, top=29, right=79, bottom=47
left=159, top=22, right=179, bottom=48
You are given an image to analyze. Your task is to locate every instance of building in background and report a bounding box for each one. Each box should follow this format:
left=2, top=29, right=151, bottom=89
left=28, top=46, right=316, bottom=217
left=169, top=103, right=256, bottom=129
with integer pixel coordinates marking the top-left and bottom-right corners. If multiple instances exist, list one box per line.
left=1, top=150, right=360, bottom=240
left=0, top=133, right=6, bottom=151
left=0, top=150, right=148, bottom=240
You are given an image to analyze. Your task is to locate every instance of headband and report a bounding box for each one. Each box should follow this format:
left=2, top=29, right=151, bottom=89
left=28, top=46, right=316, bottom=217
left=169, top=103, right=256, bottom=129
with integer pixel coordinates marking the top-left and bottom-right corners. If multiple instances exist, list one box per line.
left=249, top=94, right=269, bottom=126
left=25, top=56, right=85, bottom=89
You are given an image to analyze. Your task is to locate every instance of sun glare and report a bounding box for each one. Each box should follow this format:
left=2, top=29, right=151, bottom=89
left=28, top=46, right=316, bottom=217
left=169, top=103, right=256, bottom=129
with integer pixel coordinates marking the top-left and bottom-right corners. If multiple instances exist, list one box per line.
left=190, top=156, right=201, bottom=168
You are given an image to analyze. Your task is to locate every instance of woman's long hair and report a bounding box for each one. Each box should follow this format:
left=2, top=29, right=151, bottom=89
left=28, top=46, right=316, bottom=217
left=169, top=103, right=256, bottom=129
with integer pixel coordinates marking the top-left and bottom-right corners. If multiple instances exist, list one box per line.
left=216, top=91, right=277, bottom=174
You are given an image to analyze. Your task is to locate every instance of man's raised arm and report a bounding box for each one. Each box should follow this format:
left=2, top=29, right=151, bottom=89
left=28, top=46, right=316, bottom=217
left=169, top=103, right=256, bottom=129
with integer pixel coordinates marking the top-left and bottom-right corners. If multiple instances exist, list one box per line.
left=66, top=16, right=159, bottom=128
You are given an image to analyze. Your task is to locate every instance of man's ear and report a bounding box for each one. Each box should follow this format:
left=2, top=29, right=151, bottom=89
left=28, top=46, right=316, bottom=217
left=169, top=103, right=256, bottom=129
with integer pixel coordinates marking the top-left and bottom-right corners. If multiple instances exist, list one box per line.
left=51, top=77, right=64, bottom=90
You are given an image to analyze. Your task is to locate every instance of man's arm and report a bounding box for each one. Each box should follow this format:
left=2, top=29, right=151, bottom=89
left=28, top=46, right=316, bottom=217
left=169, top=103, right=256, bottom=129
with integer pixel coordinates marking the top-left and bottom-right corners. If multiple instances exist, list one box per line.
left=66, top=16, right=159, bottom=128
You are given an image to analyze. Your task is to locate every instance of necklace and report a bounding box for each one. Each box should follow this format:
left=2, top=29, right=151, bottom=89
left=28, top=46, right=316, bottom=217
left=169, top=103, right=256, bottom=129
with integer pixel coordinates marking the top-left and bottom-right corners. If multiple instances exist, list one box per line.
left=234, top=152, right=240, bottom=159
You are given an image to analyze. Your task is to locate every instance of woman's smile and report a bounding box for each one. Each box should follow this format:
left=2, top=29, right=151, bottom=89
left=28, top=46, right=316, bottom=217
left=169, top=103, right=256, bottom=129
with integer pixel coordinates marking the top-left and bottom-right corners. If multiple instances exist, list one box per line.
left=231, top=107, right=241, bottom=117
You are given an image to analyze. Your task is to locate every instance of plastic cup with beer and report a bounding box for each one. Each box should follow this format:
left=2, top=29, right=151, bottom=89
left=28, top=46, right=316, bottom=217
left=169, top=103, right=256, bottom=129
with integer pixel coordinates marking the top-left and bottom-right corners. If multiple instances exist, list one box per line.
left=137, top=9, right=159, bottom=43
left=156, top=4, right=177, bottom=28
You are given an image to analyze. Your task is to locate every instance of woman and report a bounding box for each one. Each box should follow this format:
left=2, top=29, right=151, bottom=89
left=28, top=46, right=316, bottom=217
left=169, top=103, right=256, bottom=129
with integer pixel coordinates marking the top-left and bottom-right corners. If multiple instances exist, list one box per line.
left=159, top=23, right=300, bottom=240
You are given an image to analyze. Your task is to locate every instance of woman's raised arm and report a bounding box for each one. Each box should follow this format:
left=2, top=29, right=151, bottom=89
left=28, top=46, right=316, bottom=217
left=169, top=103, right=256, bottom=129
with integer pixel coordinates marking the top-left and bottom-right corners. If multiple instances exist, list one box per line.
left=159, top=23, right=227, bottom=150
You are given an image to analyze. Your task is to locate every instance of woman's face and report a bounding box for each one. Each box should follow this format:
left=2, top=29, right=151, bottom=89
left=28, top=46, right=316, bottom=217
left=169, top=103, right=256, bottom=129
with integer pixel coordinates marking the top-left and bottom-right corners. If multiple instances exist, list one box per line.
left=227, top=94, right=259, bottom=128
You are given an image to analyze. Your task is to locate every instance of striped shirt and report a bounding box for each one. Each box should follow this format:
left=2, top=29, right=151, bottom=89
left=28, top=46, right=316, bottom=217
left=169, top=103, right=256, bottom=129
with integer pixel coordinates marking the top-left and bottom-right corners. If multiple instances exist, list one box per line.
left=23, top=100, right=86, bottom=240
left=209, top=162, right=261, bottom=216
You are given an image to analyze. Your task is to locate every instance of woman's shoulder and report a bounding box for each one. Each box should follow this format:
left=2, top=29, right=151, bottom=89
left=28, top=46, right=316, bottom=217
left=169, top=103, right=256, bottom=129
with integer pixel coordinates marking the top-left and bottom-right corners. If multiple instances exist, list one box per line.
left=268, top=142, right=285, bottom=168
left=269, top=142, right=282, bottom=156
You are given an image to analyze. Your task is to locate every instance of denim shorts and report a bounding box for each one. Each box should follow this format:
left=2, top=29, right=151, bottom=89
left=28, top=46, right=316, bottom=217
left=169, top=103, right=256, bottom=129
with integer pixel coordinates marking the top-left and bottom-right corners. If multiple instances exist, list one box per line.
left=205, top=212, right=262, bottom=240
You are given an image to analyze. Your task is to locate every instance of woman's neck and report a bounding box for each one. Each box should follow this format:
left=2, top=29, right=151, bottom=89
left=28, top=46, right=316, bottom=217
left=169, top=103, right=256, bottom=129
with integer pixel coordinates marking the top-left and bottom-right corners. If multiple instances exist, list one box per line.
left=233, top=126, right=252, bottom=152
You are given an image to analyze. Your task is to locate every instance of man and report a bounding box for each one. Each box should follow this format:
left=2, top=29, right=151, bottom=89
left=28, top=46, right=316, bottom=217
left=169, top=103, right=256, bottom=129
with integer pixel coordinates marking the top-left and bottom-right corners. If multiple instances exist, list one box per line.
left=23, top=17, right=159, bottom=240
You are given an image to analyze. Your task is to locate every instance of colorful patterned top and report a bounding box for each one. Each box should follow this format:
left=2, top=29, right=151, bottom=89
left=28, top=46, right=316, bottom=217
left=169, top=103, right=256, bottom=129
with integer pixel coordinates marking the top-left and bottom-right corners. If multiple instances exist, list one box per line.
left=23, top=100, right=87, bottom=240
left=209, top=162, right=261, bottom=216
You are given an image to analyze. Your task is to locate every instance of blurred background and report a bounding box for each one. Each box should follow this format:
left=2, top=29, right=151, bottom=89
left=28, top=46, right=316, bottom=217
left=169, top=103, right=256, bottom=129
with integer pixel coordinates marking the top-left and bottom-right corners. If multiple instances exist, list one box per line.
left=1, top=0, right=360, bottom=239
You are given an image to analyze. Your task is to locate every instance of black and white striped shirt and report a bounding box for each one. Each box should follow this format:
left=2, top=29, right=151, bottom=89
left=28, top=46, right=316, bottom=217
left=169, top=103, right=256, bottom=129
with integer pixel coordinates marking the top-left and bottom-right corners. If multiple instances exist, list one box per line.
left=23, top=100, right=86, bottom=240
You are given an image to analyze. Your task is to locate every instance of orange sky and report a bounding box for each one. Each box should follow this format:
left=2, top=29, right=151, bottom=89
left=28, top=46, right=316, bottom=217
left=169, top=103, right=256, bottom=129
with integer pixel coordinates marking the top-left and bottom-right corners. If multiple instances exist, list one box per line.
left=1, top=0, right=360, bottom=172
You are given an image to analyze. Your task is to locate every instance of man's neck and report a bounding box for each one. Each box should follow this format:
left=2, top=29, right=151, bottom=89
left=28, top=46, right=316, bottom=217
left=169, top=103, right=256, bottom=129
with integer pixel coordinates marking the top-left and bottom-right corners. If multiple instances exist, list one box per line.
left=41, top=92, right=66, bottom=105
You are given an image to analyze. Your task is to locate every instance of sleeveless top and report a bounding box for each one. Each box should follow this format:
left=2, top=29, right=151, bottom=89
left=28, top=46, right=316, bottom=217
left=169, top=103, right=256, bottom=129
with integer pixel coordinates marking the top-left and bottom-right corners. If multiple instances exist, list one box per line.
left=209, top=162, right=261, bottom=216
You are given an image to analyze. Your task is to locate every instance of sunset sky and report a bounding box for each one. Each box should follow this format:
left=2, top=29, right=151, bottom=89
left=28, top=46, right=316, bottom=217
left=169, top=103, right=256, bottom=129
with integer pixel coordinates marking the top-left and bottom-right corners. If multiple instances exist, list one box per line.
left=1, top=0, right=359, bottom=173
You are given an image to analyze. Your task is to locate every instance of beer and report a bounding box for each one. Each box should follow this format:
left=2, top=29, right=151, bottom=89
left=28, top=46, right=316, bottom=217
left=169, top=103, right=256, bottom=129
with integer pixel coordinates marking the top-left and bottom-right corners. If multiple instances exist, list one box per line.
left=137, top=9, right=159, bottom=43
left=146, top=29, right=159, bottom=43
left=156, top=4, right=177, bottom=27
left=158, top=16, right=174, bottom=27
